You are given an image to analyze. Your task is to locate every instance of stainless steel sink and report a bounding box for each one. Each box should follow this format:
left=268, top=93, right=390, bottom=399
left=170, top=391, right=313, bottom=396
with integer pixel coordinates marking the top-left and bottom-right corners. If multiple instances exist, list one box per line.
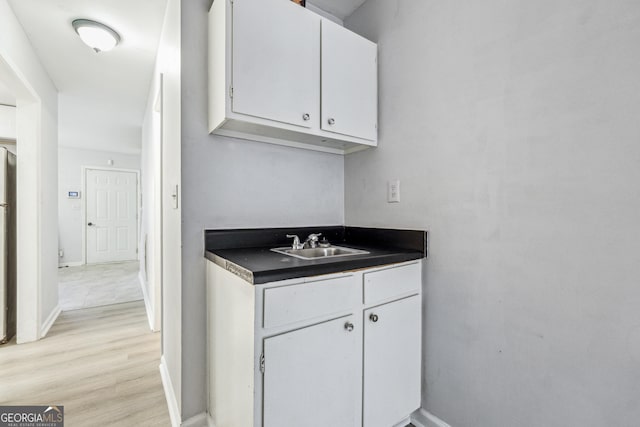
left=271, top=246, right=369, bottom=260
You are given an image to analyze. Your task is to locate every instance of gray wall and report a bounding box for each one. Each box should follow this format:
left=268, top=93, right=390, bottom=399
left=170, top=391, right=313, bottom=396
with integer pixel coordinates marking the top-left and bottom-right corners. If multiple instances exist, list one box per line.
left=180, top=0, right=345, bottom=419
left=345, top=1, right=640, bottom=426
left=58, top=147, right=141, bottom=265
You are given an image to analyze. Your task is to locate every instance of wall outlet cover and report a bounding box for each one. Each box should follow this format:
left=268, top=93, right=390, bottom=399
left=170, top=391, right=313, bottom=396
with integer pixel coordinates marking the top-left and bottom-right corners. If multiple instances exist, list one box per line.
left=388, top=179, right=400, bottom=203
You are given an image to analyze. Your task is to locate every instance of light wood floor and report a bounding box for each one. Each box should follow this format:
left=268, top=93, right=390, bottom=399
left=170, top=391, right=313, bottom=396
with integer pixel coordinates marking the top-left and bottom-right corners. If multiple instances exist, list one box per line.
left=0, top=301, right=170, bottom=426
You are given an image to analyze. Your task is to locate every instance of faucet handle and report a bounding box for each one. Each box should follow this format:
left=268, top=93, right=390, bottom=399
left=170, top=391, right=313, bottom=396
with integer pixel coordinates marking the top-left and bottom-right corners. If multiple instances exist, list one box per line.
left=305, top=233, right=322, bottom=248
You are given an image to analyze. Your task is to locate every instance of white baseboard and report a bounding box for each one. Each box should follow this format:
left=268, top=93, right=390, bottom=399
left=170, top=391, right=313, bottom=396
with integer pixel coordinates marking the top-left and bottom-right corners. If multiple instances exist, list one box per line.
left=58, top=261, right=83, bottom=268
left=411, top=408, right=452, bottom=427
left=206, top=414, right=215, bottom=427
left=138, top=271, right=155, bottom=331
left=40, top=305, right=61, bottom=338
left=393, top=416, right=412, bottom=427
left=160, top=356, right=181, bottom=427
left=182, top=412, right=208, bottom=427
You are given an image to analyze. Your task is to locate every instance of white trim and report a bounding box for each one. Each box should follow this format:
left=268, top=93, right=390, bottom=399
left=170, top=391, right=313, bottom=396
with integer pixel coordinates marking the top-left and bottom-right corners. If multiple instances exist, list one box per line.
left=82, top=166, right=141, bottom=265
left=139, top=270, right=155, bottom=331
left=58, top=261, right=83, bottom=268
left=206, top=414, right=215, bottom=427
left=160, top=355, right=181, bottom=427
left=40, top=305, right=61, bottom=338
left=411, top=408, right=452, bottom=427
left=181, top=412, right=208, bottom=427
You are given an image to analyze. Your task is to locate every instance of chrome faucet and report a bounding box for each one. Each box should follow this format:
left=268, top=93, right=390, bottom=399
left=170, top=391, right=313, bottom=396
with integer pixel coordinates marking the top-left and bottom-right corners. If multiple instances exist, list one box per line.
left=304, top=233, right=322, bottom=249
left=286, top=234, right=304, bottom=250
left=286, top=233, right=323, bottom=249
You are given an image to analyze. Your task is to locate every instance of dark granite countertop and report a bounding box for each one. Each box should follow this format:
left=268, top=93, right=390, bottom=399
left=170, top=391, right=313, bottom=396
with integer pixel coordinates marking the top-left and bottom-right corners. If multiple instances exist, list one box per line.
left=204, top=226, right=427, bottom=284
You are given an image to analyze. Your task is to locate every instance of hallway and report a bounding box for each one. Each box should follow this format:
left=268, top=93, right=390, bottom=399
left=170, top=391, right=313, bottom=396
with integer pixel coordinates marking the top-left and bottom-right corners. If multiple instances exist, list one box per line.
left=0, top=301, right=169, bottom=426
left=59, top=261, right=143, bottom=311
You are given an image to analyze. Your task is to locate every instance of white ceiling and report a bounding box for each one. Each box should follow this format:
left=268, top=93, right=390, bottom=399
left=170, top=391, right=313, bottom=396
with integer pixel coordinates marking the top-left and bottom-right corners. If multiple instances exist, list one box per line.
left=8, top=0, right=167, bottom=154
left=0, top=79, right=16, bottom=106
left=308, top=0, right=367, bottom=20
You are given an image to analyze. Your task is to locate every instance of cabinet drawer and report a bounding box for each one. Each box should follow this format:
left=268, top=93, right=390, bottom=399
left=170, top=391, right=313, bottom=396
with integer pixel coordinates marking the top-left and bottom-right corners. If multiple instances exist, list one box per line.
left=363, top=262, right=421, bottom=305
left=264, top=275, right=357, bottom=329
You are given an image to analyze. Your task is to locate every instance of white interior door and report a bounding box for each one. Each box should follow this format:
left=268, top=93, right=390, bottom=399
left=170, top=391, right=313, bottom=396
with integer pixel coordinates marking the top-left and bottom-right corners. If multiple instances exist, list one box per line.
left=85, top=169, right=138, bottom=264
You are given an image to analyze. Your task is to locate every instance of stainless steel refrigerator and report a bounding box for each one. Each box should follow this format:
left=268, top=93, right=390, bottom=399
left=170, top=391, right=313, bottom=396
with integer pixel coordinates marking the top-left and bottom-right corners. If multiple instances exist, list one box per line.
left=0, top=147, right=16, bottom=344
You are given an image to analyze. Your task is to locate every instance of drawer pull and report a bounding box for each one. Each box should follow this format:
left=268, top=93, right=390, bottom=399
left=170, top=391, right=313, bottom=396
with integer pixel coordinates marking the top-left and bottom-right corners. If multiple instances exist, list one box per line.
left=344, top=322, right=354, bottom=332
left=369, top=313, right=379, bottom=323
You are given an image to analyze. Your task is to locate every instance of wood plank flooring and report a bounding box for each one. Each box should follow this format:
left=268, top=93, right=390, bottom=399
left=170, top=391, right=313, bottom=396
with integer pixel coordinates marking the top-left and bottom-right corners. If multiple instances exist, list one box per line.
left=0, top=301, right=170, bottom=426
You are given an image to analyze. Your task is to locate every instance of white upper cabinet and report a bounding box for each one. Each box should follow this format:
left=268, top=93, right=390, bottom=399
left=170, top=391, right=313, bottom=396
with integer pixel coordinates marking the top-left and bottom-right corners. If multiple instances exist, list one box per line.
left=321, top=19, right=378, bottom=142
left=209, top=0, right=378, bottom=155
left=232, top=0, right=320, bottom=129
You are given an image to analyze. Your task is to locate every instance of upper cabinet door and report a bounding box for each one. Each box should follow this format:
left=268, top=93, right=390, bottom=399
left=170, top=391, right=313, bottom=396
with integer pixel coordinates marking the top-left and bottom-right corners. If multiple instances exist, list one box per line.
left=232, top=0, right=320, bottom=129
left=321, top=20, right=378, bottom=141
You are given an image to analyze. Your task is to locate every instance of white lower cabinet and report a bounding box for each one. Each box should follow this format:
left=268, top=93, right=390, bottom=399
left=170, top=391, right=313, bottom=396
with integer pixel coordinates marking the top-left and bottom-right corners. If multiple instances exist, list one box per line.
left=263, top=316, right=360, bottom=427
left=363, top=296, right=422, bottom=427
left=206, top=260, right=422, bottom=427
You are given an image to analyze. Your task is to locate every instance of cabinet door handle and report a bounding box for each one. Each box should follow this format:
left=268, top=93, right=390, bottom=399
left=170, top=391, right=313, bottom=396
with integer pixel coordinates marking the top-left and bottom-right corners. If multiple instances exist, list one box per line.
left=328, top=118, right=335, bottom=125
left=302, top=113, right=310, bottom=121
left=369, top=313, right=378, bottom=323
left=344, top=322, right=354, bottom=332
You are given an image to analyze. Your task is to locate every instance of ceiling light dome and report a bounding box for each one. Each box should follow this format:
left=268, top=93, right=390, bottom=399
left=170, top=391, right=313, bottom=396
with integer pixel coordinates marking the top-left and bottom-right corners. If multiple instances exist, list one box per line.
left=72, top=19, right=121, bottom=53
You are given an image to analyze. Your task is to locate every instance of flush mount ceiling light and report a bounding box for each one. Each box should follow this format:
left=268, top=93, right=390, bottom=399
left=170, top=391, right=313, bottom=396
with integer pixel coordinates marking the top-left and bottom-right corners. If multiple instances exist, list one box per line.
left=72, top=19, right=121, bottom=53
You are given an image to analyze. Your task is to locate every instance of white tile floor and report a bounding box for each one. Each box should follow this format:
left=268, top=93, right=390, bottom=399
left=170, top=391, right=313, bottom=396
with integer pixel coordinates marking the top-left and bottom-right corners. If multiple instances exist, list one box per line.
left=58, top=261, right=143, bottom=311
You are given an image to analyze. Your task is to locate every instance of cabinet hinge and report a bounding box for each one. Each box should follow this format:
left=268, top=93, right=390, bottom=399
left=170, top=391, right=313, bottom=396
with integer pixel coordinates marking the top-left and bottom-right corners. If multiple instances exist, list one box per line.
left=259, top=353, right=265, bottom=374
left=229, top=86, right=234, bottom=99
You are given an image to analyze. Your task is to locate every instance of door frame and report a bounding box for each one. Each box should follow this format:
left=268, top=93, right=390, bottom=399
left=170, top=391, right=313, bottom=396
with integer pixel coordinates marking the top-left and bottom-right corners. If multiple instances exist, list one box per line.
left=81, top=166, right=141, bottom=265
left=0, top=53, right=50, bottom=343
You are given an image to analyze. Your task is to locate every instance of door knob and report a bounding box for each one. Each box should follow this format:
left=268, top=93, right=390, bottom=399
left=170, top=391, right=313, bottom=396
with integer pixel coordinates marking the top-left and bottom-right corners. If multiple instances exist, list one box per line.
left=302, top=113, right=310, bottom=121
left=369, top=313, right=379, bottom=323
left=344, top=322, right=354, bottom=332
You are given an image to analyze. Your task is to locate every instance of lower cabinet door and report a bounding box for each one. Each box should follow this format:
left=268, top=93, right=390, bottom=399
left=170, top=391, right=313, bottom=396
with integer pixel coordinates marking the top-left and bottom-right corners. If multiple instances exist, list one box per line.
left=263, top=315, right=360, bottom=427
left=363, top=295, right=422, bottom=427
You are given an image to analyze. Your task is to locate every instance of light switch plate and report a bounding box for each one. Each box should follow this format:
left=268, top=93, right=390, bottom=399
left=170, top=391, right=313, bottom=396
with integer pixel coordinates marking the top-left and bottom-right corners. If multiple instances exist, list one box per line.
left=388, top=179, right=400, bottom=203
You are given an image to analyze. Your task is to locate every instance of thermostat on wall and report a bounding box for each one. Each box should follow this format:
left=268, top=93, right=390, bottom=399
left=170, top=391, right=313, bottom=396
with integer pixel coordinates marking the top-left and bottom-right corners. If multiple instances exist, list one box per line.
left=67, top=191, right=81, bottom=199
